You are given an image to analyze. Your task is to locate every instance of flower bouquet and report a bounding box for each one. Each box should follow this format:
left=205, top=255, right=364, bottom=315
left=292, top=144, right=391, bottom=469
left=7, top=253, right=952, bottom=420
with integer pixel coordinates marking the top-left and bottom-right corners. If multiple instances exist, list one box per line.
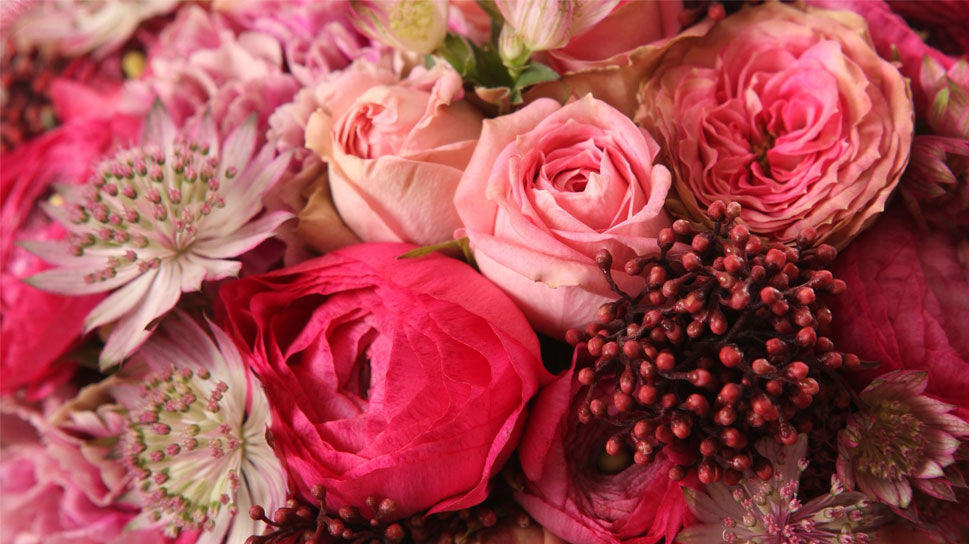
left=1, top=1, right=967, bottom=543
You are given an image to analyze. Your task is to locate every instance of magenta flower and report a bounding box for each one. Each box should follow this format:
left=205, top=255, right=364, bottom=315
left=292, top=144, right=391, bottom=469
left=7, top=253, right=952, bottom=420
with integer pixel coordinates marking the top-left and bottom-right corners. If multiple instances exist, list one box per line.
left=837, top=371, right=969, bottom=512
left=24, top=102, right=292, bottom=367
left=678, top=435, right=884, bottom=544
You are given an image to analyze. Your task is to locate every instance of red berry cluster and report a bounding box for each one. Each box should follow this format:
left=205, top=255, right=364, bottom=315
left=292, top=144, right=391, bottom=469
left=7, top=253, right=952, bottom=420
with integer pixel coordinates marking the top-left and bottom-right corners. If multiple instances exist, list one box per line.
left=564, top=200, right=862, bottom=485
left=246, top=485, right=527, bottom=544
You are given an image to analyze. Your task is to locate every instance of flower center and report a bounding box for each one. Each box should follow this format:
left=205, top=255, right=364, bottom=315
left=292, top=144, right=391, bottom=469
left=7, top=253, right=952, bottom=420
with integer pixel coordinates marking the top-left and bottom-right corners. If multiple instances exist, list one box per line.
left=123, top=365, right=245, bottom=535
left=856, top=400, right=926, bottom=480
left=65, top=140, right=230, bottom=285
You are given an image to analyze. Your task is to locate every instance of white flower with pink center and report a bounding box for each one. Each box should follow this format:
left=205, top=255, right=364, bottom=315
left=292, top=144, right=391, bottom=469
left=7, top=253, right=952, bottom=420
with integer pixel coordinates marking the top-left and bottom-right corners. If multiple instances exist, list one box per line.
left=25, top=102, right=292, bottom=367
left=114, top=313, right=286, bottom=543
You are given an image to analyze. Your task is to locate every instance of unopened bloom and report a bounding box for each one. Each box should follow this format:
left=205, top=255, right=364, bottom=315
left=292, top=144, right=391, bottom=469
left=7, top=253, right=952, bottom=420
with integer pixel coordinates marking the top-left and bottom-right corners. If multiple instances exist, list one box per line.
left=495, top=0, right=618, bottom=54
left=25, top=102, right=292, bottom=367
left=678, top=434, right=884, bottom=544
left=349, top=0, right=448, bottom=54
left=837, top=371, right=969, bottom=511
left=116, top=313, right=286, bottom=543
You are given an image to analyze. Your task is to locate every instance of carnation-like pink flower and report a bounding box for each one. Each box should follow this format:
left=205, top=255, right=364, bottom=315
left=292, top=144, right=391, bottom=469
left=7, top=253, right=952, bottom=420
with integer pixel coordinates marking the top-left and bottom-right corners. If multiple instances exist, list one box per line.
left=24, top=102, right=292, bottom=367
left=678, top=434, right=884, bottom=544
left=216, top=243, right=547, bottom=519
left=111, top=313, right=286, bottom=543
left=837, top=371, right=968, bottom=514
left=211, top=0, right=369, bottom=86
left=0, top=394, right=170, bottom=544
left=636, top=2, right=913, bottom=248
left=121, top=5, right=292, bottom=133
left=454, top=95, right=671, bottom=337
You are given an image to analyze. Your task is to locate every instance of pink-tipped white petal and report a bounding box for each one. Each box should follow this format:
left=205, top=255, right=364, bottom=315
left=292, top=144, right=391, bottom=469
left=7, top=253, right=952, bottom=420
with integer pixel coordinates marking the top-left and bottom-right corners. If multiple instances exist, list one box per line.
left=84, top=268, right=158, bottom=332
left=98, top=262, right=181, bottom=368
left=193, top=210, right=293, bottom=259
left=141, top=99, right=177, bottom=148
left=25, top=264, right=141, bottom=295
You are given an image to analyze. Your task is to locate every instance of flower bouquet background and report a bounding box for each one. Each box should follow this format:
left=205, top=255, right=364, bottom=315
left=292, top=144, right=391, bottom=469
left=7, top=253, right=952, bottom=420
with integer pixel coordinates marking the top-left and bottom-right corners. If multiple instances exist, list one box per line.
left=0, top=1, right=967, bottom=543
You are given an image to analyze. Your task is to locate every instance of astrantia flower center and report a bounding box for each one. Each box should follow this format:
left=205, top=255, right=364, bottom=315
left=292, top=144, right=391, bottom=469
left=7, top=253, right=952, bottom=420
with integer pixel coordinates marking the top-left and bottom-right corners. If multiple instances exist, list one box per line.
left=66, top=140, right=231, bottom=285
left=855, top=400, right=926, bottom=480
left=123, top=365, right=246, bottom=535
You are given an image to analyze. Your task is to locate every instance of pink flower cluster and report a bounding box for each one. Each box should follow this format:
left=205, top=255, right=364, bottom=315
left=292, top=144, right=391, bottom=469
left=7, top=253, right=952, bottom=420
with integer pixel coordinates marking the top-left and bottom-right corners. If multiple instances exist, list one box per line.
left=1, top=1, right=966, bottom=544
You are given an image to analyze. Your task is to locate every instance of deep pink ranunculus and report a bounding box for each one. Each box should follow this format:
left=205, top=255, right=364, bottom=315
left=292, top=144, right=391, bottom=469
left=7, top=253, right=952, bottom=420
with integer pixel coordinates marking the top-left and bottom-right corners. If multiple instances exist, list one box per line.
left=0, top=113, right=139, bottom=399
left=515, top=354, right=696, bottom=544
left=216, top=242, right=548, bottom=519
left=828, top=207, right=968, bottom=419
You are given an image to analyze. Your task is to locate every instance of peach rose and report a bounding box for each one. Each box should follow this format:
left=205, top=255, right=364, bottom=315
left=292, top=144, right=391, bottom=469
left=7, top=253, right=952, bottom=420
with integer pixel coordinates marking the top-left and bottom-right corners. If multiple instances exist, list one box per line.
left=636, top=2, right=913, bottom=248
left=305, top=60, right=483, bottom=246
left=454, top=95, right=671, bottom=338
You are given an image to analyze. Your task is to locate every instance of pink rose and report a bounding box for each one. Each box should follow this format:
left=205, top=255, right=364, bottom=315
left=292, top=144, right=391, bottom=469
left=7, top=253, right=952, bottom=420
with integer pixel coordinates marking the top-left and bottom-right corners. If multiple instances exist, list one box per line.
left=305, top=61, right=483, bottom=246
left=541, top=0, right=683, bottom=72
left=636, top=2, right=913, bottom=248
left=216, top=243, right=548, bottom=518
left=454, top=95, right=672, bottom=338
left=515, top=357, right=694, bottom=544
left=827, top=207, right=968, bottom=419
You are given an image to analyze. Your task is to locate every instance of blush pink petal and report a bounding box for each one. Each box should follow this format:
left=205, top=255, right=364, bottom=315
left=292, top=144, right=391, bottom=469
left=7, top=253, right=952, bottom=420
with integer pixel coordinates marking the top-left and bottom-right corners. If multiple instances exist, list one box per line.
left=455, top=96, right=671, bottom=337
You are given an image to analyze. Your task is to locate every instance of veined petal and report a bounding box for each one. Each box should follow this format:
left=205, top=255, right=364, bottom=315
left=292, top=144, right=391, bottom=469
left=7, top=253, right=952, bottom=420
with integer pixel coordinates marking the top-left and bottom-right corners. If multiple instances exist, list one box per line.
left=193, top=210, right=293, bottom=259
left=25, top=264, right=141, bottom=295
left=186, top=254, right=242, bottom=281
left=219, top=113, right=258, bottom=181
left=98, top=262, right=182, bottom=368
left=84, top=267, right=158, bottom=332
left=141, top=99, right=176, bottom=149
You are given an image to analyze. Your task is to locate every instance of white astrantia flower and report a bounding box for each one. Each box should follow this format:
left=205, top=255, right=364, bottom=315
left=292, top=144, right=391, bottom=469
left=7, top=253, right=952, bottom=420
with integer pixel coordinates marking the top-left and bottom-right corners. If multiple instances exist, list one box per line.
left=113, top=312, right=286, bottom=543
left=25, top=100, right=292, bottom=368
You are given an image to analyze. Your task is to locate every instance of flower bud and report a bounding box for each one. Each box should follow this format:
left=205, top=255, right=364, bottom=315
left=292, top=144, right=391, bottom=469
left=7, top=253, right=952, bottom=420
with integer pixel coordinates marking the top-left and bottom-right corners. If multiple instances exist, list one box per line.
left=349, top=0, right=448, bottom=54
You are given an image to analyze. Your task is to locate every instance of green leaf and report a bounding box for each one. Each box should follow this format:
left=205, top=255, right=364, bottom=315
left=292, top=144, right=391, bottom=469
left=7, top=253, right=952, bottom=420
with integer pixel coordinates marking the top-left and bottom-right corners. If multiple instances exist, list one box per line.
left=438, top=34, right=476, bottom=77
left=397, top=237, right=475, bottom=263
left=514, top=61, right=560, bottom=89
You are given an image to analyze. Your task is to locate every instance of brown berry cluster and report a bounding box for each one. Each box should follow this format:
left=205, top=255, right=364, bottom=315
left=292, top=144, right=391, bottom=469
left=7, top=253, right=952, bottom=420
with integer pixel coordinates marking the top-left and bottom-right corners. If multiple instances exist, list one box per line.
left=564, top=200, right=861, bottom=486
left=246, top=485, right=527, bottom=544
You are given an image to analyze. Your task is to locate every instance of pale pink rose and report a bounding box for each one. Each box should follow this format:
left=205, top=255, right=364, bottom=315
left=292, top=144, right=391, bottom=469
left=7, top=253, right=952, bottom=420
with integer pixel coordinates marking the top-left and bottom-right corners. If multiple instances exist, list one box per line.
left=636, top=2, right=913, bottom=248
left=454, top=95, right=671, bottom=338
left=542, top=0, right=683, bottom=72
left=305, top=60, right=483, bottom=246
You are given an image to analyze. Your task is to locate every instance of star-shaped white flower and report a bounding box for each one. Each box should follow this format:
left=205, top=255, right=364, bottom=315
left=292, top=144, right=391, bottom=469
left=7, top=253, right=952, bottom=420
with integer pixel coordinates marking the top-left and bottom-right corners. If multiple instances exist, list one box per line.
left=25, top=101, right=292, bottom=368
left=113, top=312, right=287, bottom=543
